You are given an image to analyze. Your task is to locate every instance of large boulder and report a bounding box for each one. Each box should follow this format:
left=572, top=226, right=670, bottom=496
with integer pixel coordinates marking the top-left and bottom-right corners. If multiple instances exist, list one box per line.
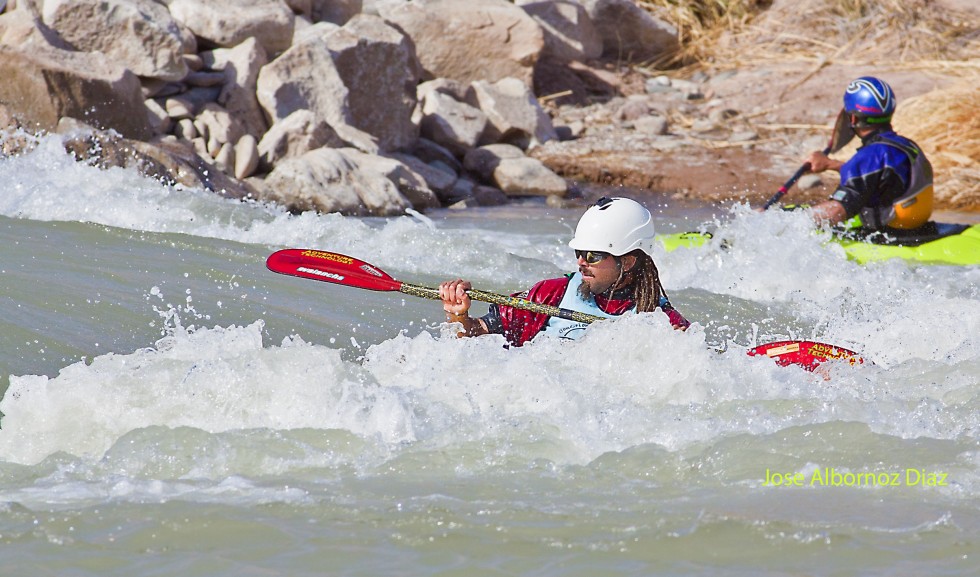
left=492, top=155, right=567, bottom=196
left=41, top=0, right=188, bottom=81
left=166, top=0, right=296, bottom=56
left=0, top=2, right=69, bottom=49
left=257, top=109, right=347, bottom=170
left=386, top=151, right=458, bottom=202
left=256, top=17, right=419, bottom=153
left=418, top=90, right=487, bottom=158
left=576, top=0, right=679, bottom=63
left=467, top=77, right=558, bottom=149
left=323, top=14, right=420, bottom=152
left=378, top=0, right=545, bottom=86
left=256, top=22, right=379, bottom=153
left=0, top=44, right=152, bottom=139
left=343, top=148, right=441, bottom=210
left=464, top=143, right=566, bottom=197
left=520, top=1, right=602, bottom=62
left=262, top=147, right=411, bottom=215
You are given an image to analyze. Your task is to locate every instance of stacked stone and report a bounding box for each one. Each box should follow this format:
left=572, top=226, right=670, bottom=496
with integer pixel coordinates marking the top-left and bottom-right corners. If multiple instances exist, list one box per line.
left=0, top=0, right=679, bottom=215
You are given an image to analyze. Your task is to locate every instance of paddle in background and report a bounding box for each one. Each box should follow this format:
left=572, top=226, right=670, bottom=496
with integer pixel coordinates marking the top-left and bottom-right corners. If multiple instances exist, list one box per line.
left=266, top=249, right=866, bottom=372
left=761, top=108, right=856, bottom=210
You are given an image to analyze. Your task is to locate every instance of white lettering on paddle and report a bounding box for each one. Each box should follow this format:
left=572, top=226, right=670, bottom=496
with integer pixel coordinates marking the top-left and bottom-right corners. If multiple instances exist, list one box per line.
left=297, top=267, right=344, bottom=281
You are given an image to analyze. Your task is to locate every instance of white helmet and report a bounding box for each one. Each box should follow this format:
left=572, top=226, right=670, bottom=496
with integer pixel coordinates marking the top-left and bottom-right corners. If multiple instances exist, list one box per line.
left=568, top=197, right=655, bottom=256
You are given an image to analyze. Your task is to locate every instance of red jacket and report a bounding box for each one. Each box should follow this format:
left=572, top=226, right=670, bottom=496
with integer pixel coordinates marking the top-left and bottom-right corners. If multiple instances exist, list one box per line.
left=482, top=275, right=690, bottom=346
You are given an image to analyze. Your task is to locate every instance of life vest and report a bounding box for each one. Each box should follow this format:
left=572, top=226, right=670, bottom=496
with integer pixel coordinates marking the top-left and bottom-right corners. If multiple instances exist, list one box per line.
left=539, top=272, right=634, bottom=340
left=860, top=135, right=934, bottom=230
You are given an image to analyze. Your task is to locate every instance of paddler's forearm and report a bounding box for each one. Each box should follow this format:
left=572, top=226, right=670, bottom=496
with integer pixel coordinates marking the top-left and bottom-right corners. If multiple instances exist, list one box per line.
left=447, top=312, right=489, bottom=338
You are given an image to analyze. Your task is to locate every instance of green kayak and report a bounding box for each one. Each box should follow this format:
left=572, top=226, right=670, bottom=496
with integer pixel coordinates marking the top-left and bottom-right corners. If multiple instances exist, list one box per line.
left=658, top=222, right=980, bottom=266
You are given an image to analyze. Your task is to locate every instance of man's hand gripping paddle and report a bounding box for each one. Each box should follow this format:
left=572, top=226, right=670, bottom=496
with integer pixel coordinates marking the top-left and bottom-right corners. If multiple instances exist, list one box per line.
left=761, top=109, right=856, bottom=210
left=266, top=249, right=865, bottom=372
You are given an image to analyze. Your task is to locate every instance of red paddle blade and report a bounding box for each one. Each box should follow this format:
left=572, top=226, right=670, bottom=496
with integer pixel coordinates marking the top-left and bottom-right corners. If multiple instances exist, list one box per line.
left=748, top=340, right=865, bottom=372
left=266, top=249, right=403, bottom=292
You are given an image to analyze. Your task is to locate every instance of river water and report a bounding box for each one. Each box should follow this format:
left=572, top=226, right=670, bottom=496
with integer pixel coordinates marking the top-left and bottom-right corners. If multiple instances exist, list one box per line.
left=1, top=133, right=977, bottom=575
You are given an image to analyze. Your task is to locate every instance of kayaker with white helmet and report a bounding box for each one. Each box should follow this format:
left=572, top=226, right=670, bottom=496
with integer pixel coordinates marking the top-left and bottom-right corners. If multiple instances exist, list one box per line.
left=438, top=196, right=690, bottom=346
left=806, top=76, right=934, bottom=230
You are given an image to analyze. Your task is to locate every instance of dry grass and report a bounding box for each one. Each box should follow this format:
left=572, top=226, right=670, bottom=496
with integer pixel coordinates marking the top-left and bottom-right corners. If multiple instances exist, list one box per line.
left=652, top=0, right=980, bottom=68
left=637, top=0, right=770, bottom=66
left=893, top=80, right=980, bottom=209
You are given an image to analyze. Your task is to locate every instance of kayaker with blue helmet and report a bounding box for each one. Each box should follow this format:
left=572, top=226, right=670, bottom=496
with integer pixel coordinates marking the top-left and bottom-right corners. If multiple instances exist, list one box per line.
left=438, top=197, right=690, bottom=346
left=806, top=76, right=934, bottom=230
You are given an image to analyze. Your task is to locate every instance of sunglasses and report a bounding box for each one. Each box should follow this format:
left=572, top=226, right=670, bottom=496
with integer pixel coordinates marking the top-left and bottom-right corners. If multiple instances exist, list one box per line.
left=575, top=250, right=610, bottom=264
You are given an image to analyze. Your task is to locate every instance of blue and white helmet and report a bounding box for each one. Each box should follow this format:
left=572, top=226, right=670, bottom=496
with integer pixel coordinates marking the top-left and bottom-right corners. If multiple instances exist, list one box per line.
left=843, top=76, right=896, bottom=125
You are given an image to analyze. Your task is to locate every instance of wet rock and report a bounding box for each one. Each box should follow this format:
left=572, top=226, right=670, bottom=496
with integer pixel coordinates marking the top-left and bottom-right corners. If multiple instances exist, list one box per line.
left=57, top=120, right=255, bottom=198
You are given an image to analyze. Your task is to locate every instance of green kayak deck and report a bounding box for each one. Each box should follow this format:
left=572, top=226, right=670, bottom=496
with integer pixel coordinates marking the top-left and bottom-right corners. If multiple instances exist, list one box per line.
left=657, top=222, right=980, bottom=266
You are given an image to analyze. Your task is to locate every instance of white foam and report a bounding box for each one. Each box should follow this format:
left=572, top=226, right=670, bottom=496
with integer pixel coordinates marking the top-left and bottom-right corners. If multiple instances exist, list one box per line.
left=0, top=321, right=416, bottom=465
left=0, top=135, right=562, bottom=285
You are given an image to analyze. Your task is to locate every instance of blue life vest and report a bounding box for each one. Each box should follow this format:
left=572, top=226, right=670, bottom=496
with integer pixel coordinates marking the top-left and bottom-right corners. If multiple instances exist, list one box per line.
left=539, top=273, right=635, bottom=340
left=862, top=134, right=934, bottom=230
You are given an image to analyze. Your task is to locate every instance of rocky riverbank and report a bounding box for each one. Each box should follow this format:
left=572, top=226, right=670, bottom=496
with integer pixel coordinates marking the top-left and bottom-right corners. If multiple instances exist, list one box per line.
left=1, top=0, right=977, bottom=214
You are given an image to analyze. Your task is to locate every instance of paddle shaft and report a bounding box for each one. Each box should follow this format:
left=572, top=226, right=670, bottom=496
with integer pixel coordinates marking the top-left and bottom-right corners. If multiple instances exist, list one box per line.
left=398, top=282, right=605, bottom=324
left=264, top=249, right=605, bottom=324
left=761, top=145, right=830, bottom=210
left=761, top=109, right=855, bottom=211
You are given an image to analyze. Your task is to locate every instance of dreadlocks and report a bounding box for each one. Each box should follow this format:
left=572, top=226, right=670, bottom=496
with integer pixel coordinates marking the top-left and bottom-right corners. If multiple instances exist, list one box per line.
left=576, top=249, right=669, bottom=312
left=626, top=249, right=667, bottom=313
